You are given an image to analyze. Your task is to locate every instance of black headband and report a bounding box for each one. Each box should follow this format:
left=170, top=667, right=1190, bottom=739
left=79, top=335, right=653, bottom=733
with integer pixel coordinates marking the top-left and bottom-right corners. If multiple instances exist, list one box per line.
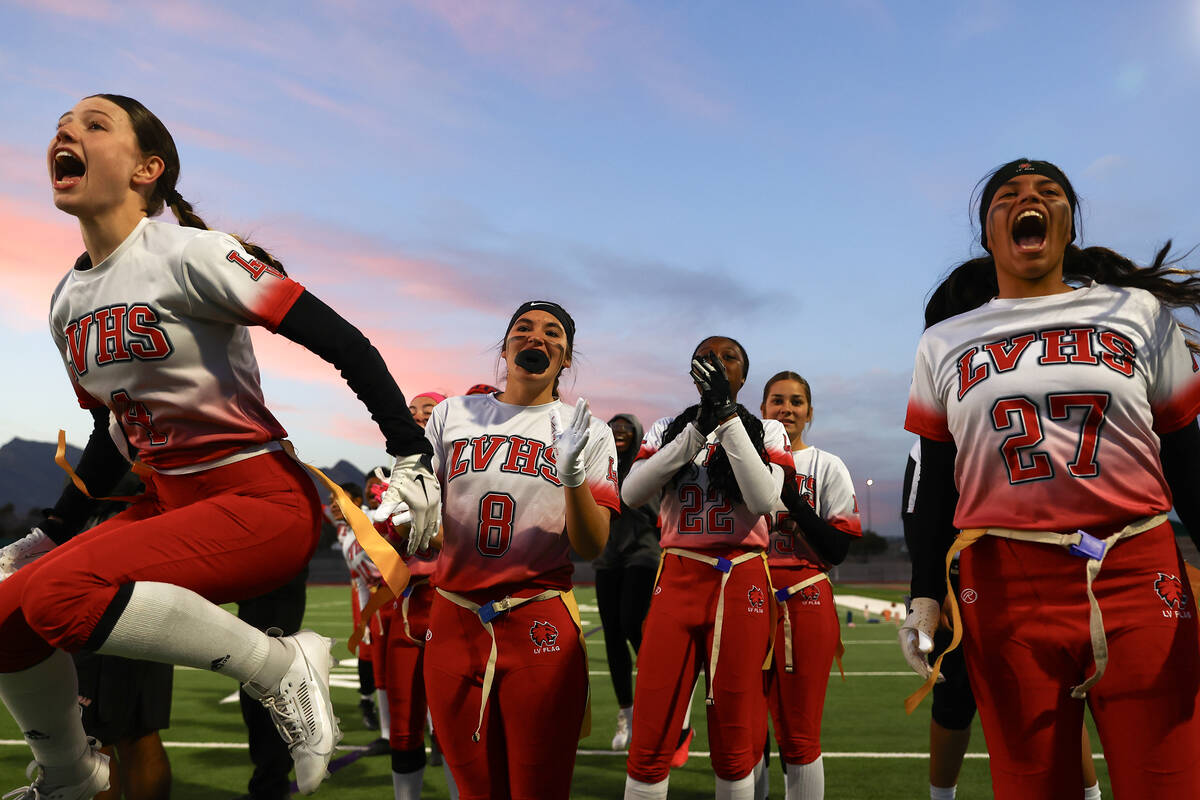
left=506, top=301, right=575, bottom=349
left=979, top=159, right=1076, bottom=249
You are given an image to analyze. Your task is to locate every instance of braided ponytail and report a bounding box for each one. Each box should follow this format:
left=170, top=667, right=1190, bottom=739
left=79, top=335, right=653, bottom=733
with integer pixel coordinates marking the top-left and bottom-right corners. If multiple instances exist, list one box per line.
left=93, top=94, right=287, bottom=276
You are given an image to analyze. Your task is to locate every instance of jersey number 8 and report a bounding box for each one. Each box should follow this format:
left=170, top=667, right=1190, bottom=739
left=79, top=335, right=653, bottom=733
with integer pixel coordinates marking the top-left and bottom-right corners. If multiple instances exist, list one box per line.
left=477, top=492, right=515, bottom=557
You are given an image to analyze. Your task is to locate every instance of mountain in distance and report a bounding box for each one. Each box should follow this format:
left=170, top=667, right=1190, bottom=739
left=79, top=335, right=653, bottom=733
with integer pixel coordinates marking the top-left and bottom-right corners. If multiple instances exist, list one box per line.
left=0, top=437, right=367, bottom=512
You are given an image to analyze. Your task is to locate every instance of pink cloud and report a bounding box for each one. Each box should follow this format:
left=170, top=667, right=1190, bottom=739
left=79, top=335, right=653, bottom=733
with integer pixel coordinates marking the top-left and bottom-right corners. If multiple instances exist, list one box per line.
left=0, top=196, right=82, bottom=330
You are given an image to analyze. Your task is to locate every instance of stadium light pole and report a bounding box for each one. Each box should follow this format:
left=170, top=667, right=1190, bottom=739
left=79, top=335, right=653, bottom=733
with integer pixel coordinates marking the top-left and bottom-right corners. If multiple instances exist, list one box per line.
left=865, top=479, right=874, bottom=533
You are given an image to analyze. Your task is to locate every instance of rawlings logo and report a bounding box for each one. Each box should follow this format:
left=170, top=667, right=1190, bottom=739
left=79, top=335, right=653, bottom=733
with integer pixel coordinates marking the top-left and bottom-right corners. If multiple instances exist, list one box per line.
left=530, top=620, right=561, bottom=653
left=1155, top=572, right=1192, bottom=618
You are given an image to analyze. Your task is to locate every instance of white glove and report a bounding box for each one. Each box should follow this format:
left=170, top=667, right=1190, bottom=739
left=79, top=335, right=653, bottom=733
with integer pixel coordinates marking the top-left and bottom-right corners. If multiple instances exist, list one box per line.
left=0, top=528, right=55, bottom=583
left=899, top=597, right=944, bottom=681
left=552, top=398, right=592, bottom=489
left=343, top=538, right=382, bottom=585
left=373, top=453, right=440, bottom=556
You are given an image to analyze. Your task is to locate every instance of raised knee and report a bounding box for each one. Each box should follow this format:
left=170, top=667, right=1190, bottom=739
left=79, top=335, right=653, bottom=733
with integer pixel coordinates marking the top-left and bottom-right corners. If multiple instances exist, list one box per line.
left=21, top=570, right=102, bottom=651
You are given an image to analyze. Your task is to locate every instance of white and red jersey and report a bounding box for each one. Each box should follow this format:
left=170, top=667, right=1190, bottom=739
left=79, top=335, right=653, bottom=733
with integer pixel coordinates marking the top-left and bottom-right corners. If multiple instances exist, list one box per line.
left=768, top=446, right=862, bottom=571
left=426, top=394, right=620, bottom=595
left=49, top=218, right=304, bottom=472
left=641, top=416, right=792, bottom=550
left=905, top=282, right=1200, bottom=532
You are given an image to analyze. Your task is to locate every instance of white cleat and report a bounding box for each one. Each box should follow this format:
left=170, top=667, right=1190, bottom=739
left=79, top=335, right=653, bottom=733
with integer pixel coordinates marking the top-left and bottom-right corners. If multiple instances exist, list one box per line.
left=243, top=631, right=343, bottom=795
left=611, top=706, right=632, bottom=751
left=3, top=738, right=110, bottom=800
left=0, top=529, right=55, bottom=582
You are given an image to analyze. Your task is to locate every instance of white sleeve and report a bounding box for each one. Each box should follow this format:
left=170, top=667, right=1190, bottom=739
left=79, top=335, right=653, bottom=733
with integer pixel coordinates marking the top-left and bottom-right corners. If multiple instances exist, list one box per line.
left=424, top=402, right=448, bottom=478
left=1147, top=302, right=1200, bottom=433
left=178, top=232, right=304, bottom=331
left=621, top=417, right=706, bottom=509
left=714, top=416, right=784, bottom=516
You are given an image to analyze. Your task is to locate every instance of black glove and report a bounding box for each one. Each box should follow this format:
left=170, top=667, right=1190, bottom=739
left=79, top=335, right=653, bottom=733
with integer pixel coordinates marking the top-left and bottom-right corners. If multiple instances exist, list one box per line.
left=690, top=353, right=737, bottom=428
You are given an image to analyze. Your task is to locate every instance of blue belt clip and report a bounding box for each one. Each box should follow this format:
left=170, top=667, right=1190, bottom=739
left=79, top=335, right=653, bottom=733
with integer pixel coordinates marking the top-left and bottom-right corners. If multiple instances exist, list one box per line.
left=401, top=586, right=414, bottom=599
left=714, top=556, right=733, bottom=573
left=775, top=587, right=791, bottom=603
left=478, top=598, right=509, bottom=624
left=1068, top=530, right=1106, bottom=560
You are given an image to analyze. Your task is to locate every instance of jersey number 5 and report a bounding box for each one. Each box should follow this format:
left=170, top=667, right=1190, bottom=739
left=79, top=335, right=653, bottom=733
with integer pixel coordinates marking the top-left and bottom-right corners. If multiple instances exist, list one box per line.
left=477, top=492, right=515, bottom=558
left=991, top=392, right=1109, bottom=484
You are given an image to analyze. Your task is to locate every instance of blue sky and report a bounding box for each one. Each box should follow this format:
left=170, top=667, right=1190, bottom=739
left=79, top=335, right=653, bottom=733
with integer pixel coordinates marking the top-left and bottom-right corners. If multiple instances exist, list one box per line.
left=2, top=0, right=1199, bottom=534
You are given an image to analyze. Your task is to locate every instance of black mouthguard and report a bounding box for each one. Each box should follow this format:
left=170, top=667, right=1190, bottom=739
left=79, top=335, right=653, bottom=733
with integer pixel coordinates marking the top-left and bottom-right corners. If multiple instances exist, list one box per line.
left=515, top=349, right=551, bottom=373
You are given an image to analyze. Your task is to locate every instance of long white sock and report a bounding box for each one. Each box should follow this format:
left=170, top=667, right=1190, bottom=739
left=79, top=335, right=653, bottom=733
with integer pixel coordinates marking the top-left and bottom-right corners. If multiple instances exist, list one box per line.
left=0, top=650, right=91, bottom=781
left=378, top=688, right=391, bottom=738
left=929, top=784, right=957, bottom=800
left=444, top=761, right=460, bottom=800
left=624, top=775, right=669, bottom=799
left=715, top=771, right=756, bottom=800
left=1083, top=782, right=1101, bottom=800
left=753, top=755, right=768, bottom=800
left=391, top=767, right=423, bottom=800
left=785, top=757, right=824, bottom=800
left=94, top=582, right=290, bottom=687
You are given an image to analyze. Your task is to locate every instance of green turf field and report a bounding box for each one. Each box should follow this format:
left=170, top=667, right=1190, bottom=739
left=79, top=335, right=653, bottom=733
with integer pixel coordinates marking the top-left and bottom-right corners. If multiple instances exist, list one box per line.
left=0, top=583, right=1112, bottom=798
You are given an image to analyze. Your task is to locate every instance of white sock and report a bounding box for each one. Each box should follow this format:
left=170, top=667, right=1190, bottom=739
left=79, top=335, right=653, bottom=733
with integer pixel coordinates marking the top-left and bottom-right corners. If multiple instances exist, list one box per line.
left=624, top=775, right=669, bottom=799
left=95, top=582, right=290, bottom=687
left=378, top=688, right=391, bottom=738
left=930, top=784, right=957, bottom=800
left=715, top=770, right=756, bottom=800
left=785, top=757, right=824, bottom=800
left=444, top=761, right=460, bottom=800
left=391, top=767, right=423, bottom=800
left=1083, top=782, right=1101, bottom=800
left=753, top=755, right=768, bottom=800
left=0, top=650, right=91, bottom=781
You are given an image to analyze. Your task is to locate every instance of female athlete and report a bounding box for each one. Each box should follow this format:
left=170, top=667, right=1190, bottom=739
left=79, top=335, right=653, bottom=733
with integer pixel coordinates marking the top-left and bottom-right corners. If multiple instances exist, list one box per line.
left=902, top=158, right=1200, bottom=798
left=622, top=336, right=792, bottom=800
left=418, top=300, right=619, bottom=800
left=0, top=94, right=437, bottom=798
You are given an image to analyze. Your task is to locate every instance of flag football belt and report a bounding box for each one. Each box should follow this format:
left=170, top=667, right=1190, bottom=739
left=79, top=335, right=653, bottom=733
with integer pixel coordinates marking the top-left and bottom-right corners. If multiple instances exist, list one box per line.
left=54, top=432, right=412, bottom=599
left=436, top=587, right=589, bottom=743
left=400, top=577, right=430, bottom=646
left=773, top=572, right=845, bottom=678
left=657, top=547, right=772, bottom=705
left=905, top=513, right=1167, bottom=714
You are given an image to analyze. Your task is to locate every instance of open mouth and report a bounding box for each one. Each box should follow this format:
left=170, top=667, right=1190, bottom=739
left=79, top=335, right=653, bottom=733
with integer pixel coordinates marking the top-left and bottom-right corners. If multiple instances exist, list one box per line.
left=53, top=148, right=86, bottom=188
left=1011, top=209, right=1047, bottom=251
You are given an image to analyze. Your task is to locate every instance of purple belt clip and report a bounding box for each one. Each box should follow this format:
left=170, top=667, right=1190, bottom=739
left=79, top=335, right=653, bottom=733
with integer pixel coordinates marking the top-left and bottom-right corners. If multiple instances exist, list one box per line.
left=714, top=556, right=733, bottom=573
left=1068, top=531, right=1106, bottom=560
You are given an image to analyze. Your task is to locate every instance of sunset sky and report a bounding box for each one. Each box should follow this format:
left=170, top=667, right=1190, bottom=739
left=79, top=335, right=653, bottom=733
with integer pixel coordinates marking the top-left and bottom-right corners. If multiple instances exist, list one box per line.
left=3, top=0, right=1200, bottom=535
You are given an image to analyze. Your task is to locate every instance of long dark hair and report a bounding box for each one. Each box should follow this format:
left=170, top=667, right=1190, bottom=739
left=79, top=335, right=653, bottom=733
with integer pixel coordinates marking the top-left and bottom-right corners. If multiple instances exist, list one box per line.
left=660, top=336, right=767, bottom=506
left=940, top=158, right=1200, bottom=350
left=93, top=94, right=287, bottom=275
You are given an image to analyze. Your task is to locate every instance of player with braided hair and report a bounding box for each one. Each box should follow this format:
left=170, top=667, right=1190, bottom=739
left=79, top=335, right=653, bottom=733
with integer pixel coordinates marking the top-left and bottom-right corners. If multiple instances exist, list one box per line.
left=903, top=157, right=1200, bottom=798
left=0, top=93, right=437, bottom=798
left=623, top=336, right=792, bottom=800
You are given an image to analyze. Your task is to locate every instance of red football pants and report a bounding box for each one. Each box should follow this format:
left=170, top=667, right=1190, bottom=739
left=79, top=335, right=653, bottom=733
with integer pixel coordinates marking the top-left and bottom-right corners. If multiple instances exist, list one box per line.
left=387, top=581, right=432, bottom=751
left=959, top=521, right=1200, bottom=799
left=627, top=552, right=772, bottom=783
left=423, top=589, right=587, bottom=800
left=767, top=567, right=838, bottom=766
left=0, top=451, right=321, bottom=671
left=372, top=600, right=394, bottom=692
